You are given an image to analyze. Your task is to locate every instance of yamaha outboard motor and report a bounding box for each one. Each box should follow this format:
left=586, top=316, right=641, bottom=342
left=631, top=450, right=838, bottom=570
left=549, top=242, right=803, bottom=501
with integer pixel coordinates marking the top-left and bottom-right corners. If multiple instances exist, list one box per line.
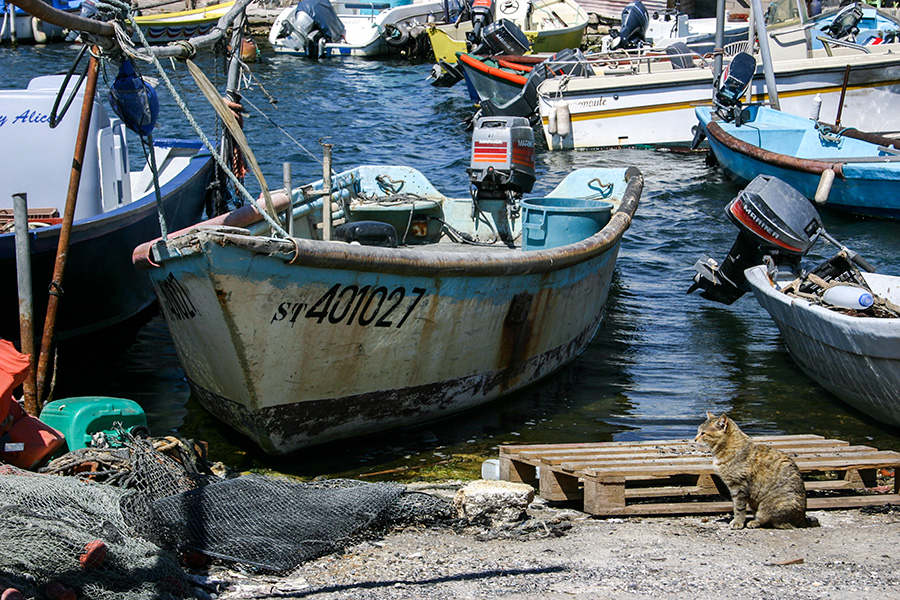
left=688, top=175, right=823, bottom=304
left=612, top=1, right=650, bottom=50
left=468, top=116, right=535, bottom=243
left=822, top=2, right=863, bottom=41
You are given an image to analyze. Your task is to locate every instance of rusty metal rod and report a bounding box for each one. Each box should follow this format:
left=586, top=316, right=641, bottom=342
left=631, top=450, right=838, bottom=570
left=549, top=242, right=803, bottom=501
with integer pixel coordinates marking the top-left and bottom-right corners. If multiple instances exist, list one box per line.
left=35, top=52, right=100, bottom=405
left=321, top=143, right=333, bottom=242
left=13, top=193, right=37, bottom=415
left=835, top=64, right=851, bottom=128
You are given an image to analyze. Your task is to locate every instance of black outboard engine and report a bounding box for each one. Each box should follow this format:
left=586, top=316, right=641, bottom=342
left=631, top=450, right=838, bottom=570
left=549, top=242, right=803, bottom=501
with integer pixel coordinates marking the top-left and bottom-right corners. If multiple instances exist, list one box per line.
left=468, top=116, right=535, bottom=242
left=822, top=2, right=863, bottom=41
left=612, top=0, right=650, bottom=50
left=708, top=51, right=757, bottom=127
left=278, top=0, right=346, bottom=58
left=688, top=175, right=823, bottom=305
left=467, top=0, right=495, bottom=53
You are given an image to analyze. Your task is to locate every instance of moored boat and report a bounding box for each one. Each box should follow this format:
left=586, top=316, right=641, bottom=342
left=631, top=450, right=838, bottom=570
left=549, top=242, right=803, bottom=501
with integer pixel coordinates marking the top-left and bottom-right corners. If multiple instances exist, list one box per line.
left=695, top=103, right=900, bottom=219
left=0, top=73, right=213, bottom=343
left=427, top=0, right=588, bottom=65
left=133, top=116, right=643, bottom=454
left=1, top=0, right=77, bottom=43
left=690, top=174, right=900, bottom=427
left=269, top=0, right=455, bottom=57
left=133, top=1, right=236, bottom=44
left=537, top=0, right=900, bottom=151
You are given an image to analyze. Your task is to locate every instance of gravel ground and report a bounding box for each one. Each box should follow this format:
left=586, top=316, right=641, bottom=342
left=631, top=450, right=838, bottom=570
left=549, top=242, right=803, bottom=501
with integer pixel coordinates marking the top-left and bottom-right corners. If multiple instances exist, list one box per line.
left=211, top=485, right=900, bottom=600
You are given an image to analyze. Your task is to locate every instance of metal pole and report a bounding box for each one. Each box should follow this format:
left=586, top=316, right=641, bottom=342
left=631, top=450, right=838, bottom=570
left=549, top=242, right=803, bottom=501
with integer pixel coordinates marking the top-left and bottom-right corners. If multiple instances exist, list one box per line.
left=322, top=143, right=333, bottom=242
left=751, top=0, right=780, bottom=110
left=13, top=193, right=37, bottom=415
left=35, top=51, right=100, bottom=404
left=713, top=0, right=725, bottom=81
left=745, top=8, right=755, bottom=104
left=9, top=4, right=17, bottom=46
left=283, top=162, right=294, bottom=237
left=835, top=64, right=850, bottom=128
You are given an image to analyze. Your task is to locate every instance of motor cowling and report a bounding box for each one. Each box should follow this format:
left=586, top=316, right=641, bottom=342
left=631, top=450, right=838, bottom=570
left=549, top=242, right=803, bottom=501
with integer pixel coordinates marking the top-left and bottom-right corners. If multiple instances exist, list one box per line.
left=613, top=0, right=649, bottom=50
left=714, top=52, right=757, bottom=112
left=467, top=0, right=494, bottom=53
left=468, top=115, right=535, bottom=200
left=689, top=175, right=823, bottom=304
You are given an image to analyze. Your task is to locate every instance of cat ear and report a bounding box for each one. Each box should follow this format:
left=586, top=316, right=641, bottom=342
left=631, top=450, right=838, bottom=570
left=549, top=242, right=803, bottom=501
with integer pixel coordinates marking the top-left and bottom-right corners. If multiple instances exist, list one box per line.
left=716, top=414, right=728, bottom=429
left=706, top=411, right=715, bottom=419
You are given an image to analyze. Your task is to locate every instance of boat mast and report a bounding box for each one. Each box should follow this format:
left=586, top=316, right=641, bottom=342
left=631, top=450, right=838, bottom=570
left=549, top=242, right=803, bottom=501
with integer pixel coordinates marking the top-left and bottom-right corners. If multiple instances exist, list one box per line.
left=750, top=0, right=780, bottom=110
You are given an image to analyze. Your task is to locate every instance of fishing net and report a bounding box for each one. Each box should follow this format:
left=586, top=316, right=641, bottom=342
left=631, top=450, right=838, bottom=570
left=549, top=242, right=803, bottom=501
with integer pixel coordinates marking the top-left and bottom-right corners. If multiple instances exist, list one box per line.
left=0, top=434, right=454, bottom=597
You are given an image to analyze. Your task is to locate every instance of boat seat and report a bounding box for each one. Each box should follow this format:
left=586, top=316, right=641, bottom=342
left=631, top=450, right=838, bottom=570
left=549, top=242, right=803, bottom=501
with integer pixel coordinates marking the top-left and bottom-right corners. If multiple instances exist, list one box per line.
left=342, top=2, right=391, bottom=10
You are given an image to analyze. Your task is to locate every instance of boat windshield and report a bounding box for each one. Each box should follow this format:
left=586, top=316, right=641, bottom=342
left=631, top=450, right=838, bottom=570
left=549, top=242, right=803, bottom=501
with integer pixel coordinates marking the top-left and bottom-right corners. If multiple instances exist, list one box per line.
left=765, top=0, right=809, bottom=27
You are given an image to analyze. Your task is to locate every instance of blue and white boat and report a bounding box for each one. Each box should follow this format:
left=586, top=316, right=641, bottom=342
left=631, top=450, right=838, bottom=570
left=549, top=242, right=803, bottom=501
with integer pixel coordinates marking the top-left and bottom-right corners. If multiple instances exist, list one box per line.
left=133, top=117, right=642, bottom=454
left=0, top=74, right=213, bottom=342
left=695, top=103, right=900, bottom=219
left=0, top=0, right=79, bottom=42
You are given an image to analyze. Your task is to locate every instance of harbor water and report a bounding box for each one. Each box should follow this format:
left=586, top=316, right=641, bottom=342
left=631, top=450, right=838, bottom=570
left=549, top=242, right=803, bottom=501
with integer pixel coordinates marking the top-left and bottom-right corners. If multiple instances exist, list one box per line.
left=3, top=43, right=900, bottom=478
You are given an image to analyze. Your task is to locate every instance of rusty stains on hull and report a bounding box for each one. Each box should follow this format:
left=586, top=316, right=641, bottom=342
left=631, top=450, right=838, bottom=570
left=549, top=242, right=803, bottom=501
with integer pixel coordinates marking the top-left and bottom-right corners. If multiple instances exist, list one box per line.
left=188, top=308, right=606, bottom=455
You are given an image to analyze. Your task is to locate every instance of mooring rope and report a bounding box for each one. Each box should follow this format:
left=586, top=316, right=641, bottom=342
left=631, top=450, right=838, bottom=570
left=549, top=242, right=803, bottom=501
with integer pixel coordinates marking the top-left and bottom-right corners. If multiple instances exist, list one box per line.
left=99, top=6, right=290, bottom=238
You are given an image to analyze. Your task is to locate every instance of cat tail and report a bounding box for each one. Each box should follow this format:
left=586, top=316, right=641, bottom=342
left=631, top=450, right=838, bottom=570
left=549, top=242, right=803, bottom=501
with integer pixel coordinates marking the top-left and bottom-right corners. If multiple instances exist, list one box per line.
left=805, top=515, right=821, bottom=528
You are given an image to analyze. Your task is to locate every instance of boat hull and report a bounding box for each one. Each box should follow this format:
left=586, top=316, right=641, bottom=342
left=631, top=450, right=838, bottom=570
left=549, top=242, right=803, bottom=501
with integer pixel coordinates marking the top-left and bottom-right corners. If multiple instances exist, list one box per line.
left=0, top=149, right=212, bottom=342
left=696, top=105, right=900, bottom=219
left=746, top=266, right=900, bottom=426
left=538, top=45, right=900, bottom=150
left=134, top=1, right=236, bottom=43
left=141, top=166, right=640, bottom=454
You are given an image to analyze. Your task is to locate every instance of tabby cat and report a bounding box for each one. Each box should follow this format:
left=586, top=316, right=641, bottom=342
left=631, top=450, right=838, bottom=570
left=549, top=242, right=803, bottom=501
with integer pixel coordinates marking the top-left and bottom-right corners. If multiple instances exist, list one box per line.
left=695, top=412, right=816, bottom=529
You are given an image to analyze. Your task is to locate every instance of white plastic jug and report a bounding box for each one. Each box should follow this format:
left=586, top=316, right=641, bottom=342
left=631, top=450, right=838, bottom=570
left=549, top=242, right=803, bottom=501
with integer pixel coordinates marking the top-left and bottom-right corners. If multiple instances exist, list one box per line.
left=821, top=285, right=874, bottom=310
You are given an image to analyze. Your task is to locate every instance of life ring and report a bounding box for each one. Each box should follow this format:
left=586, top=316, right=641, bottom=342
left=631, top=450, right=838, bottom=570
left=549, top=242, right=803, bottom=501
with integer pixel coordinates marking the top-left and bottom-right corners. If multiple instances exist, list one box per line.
left=31, top=16, right=48, bottom=44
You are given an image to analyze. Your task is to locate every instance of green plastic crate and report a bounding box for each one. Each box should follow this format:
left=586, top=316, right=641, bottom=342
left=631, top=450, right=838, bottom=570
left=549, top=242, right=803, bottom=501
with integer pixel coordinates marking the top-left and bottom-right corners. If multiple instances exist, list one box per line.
left=39, top=397, right=148, bottom=452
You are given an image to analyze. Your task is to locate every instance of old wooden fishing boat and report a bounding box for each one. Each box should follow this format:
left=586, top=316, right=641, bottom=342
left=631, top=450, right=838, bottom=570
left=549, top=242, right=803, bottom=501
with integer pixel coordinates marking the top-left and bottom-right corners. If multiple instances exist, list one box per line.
left=133, top=117, right=643, bottom=454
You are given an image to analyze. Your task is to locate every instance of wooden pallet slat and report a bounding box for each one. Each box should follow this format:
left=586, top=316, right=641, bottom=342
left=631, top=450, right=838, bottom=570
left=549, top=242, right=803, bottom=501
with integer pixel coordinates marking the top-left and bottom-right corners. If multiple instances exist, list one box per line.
left=499, top=435, right=900, bottom=517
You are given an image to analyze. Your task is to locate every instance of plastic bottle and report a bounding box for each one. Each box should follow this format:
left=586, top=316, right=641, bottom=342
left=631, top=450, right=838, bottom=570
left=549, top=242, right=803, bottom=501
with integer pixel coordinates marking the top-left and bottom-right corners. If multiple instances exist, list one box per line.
left=821, top=285, right=874, bottom=310
left=809, top=94, right=822, bottom=121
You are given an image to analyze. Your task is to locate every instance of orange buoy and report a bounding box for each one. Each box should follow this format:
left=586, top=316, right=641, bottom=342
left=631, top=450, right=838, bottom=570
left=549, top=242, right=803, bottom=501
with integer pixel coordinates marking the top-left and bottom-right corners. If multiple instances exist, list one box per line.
left=79, top=540, right=109, bottom=569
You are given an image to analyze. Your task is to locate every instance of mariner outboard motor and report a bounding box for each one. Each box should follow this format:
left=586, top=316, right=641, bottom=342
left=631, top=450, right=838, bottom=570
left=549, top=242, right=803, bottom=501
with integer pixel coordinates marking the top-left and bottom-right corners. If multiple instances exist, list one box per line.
left=822, top=2, right=863, bottom=41
left=467, top=116, right=535, bottom=242
left=612, top=0, right=650, bottom=50
left=688, top=175, right=824, bottom=305
left=714, top=52, right=757, bottom=120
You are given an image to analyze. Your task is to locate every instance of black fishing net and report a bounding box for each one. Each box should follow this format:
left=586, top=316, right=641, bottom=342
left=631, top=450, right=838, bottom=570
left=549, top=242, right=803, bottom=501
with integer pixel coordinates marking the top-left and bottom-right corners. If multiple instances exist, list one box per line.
left=0, top=434, right=453, bottom=598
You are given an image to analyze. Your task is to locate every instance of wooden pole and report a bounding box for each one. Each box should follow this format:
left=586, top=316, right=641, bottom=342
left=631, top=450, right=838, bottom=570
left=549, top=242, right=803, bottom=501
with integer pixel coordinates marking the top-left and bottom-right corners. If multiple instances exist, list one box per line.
left=12, top=193, right=37, bottom=415
left=35, top=51, right=100, bottom=405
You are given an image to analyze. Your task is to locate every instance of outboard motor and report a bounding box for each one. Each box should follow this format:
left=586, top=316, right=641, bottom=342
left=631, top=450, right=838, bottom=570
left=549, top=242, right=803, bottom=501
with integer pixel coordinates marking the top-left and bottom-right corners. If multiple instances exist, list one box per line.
left=468, top=116, right=535, bottom=242
left=612, top=1, right=650, bottom=50
left=822, top=2, right=863, bottom=41
left=467, top=0, right=495, bottom=53
left=274, top=0, right=346, bottom=58
left=713, top=51, right=757, bottom=123
left=688, top=175, right=823, bottom=304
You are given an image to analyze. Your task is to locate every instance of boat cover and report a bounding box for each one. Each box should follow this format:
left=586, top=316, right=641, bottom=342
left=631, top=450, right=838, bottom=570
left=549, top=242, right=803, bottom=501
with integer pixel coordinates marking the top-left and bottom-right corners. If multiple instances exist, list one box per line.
left=295, top=0, right=345, bottom=41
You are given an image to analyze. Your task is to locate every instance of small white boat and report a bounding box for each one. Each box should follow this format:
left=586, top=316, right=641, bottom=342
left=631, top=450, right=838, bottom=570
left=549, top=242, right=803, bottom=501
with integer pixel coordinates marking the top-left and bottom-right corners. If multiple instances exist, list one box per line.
left=690, top=174, right=900, bottom=427
left=0, top=0, right=74, bottom=43
left=269, top=0, right=453, bottom=57
left=746, top=265, right=900, bottom=427
left=133, top=117, right=643, bottom=453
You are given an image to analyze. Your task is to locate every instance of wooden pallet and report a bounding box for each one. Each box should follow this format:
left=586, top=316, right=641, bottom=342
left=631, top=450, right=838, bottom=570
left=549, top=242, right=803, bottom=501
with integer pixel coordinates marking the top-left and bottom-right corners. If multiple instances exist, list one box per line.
left=499, top=435, right=900, bottom=516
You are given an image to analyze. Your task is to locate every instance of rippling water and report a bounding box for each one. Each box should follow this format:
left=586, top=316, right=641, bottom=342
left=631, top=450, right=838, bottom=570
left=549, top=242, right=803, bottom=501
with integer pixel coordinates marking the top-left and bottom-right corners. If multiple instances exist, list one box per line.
left=3, top=42, right=899, bottom=477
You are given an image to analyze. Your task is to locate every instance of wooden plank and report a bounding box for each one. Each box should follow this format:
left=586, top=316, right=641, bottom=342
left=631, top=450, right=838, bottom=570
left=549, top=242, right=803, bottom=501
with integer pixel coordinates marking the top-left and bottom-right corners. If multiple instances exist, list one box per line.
left=539, top=468, right=582, bottom=502
left=499, top=434, right=830, bottom=453
left=499, top=457, right=537, bottom=484
left=583, top=477, right=626, bottom=515
left=583, top=494, right=900, bottom=517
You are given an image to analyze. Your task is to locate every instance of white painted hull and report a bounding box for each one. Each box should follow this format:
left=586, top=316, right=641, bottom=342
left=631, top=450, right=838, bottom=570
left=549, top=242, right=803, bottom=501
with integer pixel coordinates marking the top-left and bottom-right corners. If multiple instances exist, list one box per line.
left=746, top=266, right=900, bottom=426
left=137, top=166, right=642, bottom=454
left=538, top=44, right=900, bottom=150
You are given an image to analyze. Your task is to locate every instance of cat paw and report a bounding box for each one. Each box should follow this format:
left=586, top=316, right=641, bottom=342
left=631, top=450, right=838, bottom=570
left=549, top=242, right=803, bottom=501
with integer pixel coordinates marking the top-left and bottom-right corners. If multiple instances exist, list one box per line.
left=746, top=520, right=761, bottom=529
left=729, top=519, right=746, bottom=529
